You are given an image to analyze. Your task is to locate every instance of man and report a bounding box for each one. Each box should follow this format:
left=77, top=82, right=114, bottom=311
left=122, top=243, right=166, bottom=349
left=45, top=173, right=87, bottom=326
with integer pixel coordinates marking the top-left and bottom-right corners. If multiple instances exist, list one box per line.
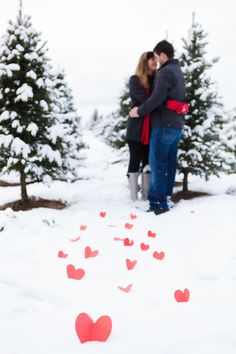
left=129, top=40, right=185, bottom=215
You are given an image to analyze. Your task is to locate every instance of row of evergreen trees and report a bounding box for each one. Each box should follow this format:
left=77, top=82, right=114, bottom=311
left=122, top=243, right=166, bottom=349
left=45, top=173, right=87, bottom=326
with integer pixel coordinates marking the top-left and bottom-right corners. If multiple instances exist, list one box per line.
left=89, top=15, right=236, bottom=191
left=0, top=4, right=84, bottom=202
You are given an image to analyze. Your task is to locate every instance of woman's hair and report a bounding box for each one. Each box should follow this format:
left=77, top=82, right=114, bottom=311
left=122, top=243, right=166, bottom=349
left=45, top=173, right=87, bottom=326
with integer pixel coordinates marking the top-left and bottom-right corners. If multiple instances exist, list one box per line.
left=135, top=51, right=154, bottom=88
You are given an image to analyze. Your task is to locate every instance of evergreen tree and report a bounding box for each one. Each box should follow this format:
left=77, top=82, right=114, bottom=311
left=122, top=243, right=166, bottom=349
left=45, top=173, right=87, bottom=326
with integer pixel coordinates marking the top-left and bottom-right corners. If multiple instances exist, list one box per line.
left=178, top=14, right=229, bottom=191
left=107, top=80, right=131, bottom=149
left=0, top=4, right=82, bottom=201
left=221, top=109, right=236, bottom=172
left=51, top=69, right=84, bottom=180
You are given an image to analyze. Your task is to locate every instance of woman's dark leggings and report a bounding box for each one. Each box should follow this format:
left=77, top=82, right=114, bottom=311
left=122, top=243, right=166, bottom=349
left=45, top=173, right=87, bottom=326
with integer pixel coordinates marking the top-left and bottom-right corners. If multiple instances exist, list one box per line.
left=127, top=140, right=149, bottom=173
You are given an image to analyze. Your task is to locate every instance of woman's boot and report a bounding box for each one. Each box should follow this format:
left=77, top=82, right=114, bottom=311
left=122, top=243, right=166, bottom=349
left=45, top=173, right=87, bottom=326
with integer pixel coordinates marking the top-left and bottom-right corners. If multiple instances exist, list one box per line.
left=141, top=172, right=151, bottom=200
left=127, top=172, right=139, bottom=201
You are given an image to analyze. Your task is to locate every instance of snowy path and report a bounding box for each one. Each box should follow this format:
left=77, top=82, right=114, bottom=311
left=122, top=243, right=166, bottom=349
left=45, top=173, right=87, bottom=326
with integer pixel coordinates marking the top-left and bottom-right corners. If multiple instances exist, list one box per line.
left=0, top=130, right=236, bottom=354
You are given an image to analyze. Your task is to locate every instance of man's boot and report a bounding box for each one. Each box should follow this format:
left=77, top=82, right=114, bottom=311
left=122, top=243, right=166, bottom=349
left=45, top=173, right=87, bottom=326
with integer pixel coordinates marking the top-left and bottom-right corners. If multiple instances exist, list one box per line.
left=127, top=172, right=139, bottom=202
left=141, top=172, right=151, bottom=200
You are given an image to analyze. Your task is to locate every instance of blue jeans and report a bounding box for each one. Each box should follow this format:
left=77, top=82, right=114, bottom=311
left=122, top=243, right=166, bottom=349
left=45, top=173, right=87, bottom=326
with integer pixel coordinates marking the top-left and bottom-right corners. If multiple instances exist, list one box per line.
left=149, top=127, right=182, bottom=210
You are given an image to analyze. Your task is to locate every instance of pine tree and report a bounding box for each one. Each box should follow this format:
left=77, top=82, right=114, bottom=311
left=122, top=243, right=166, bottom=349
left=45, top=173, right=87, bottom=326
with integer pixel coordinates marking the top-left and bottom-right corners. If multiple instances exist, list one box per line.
left=51, top=69, right=84, bottom=180
left=221, top=109, right=236, bottom=172
left=107, top=80, right=131, bottom=149
left=178, top=14, right=228, bottom=192
left=0, top=4, right=81, bottom=202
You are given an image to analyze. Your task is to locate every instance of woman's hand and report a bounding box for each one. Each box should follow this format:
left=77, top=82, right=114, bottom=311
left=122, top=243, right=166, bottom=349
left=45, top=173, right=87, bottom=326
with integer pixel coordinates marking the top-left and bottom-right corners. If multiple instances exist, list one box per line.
left=129, top=107, right=139, bottom=118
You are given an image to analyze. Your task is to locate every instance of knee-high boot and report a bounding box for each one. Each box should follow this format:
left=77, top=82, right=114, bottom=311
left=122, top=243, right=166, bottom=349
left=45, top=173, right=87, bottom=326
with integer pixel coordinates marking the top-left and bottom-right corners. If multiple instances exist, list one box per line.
left=127, top=172, right=139, bottom=201
left=141, top=172, right=151, bottom=201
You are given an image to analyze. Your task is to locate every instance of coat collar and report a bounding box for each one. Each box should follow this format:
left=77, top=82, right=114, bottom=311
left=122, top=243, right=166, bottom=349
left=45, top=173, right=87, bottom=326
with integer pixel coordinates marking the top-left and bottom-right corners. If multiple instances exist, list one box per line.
left=158, top=58, right=179, bottom=71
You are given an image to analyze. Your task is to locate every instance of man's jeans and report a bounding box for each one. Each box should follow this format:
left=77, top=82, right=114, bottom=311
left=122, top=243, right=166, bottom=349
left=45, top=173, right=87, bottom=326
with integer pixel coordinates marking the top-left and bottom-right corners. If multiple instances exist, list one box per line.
left=149, top=126, right=182, bottom=210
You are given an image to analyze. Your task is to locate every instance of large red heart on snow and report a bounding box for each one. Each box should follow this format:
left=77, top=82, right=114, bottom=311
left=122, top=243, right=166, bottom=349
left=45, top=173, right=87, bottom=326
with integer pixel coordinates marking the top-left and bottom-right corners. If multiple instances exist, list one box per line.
left=126, top=259, right=137, bottom=270
left=75, top=313, right=112, bottom=343
left=174, top=288, right=190, bottom=302
left=85, top=246, right=99, bottom=258
left=99, top=211, right=106, bottom=218
left=67, top=265, right=85, bottom=280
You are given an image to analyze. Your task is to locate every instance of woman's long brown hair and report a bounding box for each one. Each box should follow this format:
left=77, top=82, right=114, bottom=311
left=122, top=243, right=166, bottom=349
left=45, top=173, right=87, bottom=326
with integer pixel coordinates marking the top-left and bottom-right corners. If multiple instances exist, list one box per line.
left=135, top=52, right=153, bottom=89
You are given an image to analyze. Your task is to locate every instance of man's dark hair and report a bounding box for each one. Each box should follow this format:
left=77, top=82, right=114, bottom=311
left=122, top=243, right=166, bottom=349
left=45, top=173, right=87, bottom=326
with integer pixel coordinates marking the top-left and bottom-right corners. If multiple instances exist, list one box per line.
left=153, top=40, right=174, bottom=59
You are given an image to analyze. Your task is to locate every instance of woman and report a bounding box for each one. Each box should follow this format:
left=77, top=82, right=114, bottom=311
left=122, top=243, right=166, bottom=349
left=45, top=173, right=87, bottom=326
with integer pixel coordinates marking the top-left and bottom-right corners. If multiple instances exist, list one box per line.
left=126, top=51, right=156, bottom=202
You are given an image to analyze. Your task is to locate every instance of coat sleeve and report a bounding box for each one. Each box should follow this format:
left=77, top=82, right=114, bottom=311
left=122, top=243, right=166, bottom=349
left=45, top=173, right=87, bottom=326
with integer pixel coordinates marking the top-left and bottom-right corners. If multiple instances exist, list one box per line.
left=137, top=69, right=175, bottom=116
left=129, top=76, right=148, bottom=104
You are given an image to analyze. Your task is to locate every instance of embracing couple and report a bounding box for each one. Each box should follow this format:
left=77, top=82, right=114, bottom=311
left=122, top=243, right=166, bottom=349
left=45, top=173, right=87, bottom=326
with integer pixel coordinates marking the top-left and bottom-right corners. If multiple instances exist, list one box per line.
left=126, top=40, right=187, bottom=215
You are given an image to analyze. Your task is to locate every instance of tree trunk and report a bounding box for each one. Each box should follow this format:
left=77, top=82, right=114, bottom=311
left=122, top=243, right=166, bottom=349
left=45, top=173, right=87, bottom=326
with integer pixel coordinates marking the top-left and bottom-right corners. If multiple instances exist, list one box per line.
left=20, top=170, right=28, bottom=202
left=183, top=172, right=189, bottom=192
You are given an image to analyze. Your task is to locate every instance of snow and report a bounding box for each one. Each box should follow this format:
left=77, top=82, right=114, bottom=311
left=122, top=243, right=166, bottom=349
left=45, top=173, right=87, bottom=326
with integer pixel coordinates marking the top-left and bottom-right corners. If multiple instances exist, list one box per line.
left=15, top=83, right=33, bottom=102
left=40, top=99, right=49, bottom=111
left=26, top=122, right=38, bottom=137
left=26, top=70, right=37, bottom=80
left=24, top=52, right=39, bottom=61
left=36, top=78, right=44, bottom=88
left=0, top=130, right=236, bottom=354
left=0, top=134, right=13, bottom=148
left=38, top=144, right=62, bottom=165
left=11, top=137, right=31, bottom=158
left=0, top=110, right=10, bottom=122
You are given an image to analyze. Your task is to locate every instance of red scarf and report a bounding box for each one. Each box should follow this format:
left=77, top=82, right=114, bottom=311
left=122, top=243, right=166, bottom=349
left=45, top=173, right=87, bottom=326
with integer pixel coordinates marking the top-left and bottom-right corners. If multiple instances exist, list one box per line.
left=141, top=84, right=151, bottom=145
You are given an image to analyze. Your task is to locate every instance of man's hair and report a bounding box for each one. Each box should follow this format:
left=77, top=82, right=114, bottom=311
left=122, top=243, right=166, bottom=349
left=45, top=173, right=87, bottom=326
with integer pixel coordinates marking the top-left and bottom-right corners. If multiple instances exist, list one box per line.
left=153, top=40, right=174, bottom=59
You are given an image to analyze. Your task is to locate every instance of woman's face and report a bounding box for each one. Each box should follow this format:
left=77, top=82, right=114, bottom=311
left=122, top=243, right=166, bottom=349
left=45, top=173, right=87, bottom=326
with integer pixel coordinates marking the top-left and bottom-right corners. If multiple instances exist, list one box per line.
left=147, top=57, right=157, bottom=72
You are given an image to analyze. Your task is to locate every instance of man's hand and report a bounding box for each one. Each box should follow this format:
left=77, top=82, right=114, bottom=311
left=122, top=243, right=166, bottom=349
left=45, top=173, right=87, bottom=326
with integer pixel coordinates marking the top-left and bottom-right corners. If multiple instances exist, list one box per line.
left=129, top=107, right=139, bottom=118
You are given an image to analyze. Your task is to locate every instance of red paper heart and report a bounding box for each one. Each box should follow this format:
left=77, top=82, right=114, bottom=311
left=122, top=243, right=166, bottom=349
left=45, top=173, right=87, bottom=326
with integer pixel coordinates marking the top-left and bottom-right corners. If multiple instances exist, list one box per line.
left=125, top=223, right=133, bottom=230
left=118, top=284, right=133, bottom=293
left=174, top=288, right=190, bottom=302
left=140, top=243, right=149, bottom=251
left=80, top=225, right=87, bottom=231
left=69, top=236, right=81, bottom=242
left=124, top=238, right=134, bottom=246
left=75, top=313, right=112, bottom=343
left=130, top=213, right=137, bottom=220
left=126, top=258, right=137, bottom=270
left=85, top=246, right=99, bottom=258
left=58, top=250, right=68, bottom=258
left=67, top=265, right=85, bottom=280
left=148, top=230, right=156, bottom=238
left=99, top=211, right=106, bottom=218
left=153, top=251, right=165, bottom=260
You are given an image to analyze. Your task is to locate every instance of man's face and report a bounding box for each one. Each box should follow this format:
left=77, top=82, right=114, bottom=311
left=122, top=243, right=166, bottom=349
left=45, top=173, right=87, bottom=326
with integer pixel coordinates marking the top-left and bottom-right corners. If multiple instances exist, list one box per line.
left=154, top=52, right=167, bottom=66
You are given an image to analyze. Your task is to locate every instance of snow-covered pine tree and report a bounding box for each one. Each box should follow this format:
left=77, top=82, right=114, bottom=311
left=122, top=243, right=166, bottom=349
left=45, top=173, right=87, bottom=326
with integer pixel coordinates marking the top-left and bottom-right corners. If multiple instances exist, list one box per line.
left=51, top=68, right=85, bottom=180
left=178, top=14, right=228, bottom=192
left=221, top=109, right=236, bottom=172
left=107, top=80, right=131, bottom=149
left=0, top=4, right=74, bottom=202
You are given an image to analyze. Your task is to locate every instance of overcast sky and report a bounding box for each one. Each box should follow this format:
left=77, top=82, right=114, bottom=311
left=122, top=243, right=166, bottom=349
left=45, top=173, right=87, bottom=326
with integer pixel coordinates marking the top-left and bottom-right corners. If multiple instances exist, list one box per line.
left=0, top=0, right=235, bottom=122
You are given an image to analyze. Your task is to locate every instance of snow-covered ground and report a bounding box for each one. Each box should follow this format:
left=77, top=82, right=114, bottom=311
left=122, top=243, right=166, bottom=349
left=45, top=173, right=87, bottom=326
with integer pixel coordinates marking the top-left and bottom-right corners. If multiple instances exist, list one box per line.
left=0, top=130, right=236, bottom=354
